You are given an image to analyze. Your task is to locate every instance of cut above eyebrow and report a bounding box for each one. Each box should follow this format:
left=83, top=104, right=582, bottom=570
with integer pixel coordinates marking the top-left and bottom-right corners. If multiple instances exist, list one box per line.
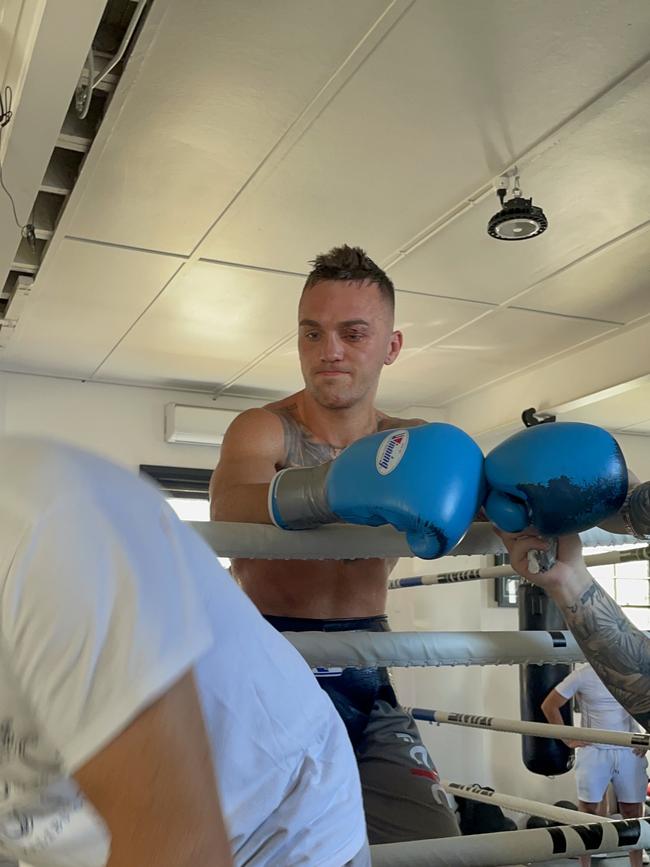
left=298, top=319, right=370, bottom=328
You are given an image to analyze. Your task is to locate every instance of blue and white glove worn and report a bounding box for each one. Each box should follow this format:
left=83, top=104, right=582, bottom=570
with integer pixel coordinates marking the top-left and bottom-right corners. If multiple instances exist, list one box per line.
left=269, top=422, right=485, bottom=559
left=484, top=422, right=628, bottom=535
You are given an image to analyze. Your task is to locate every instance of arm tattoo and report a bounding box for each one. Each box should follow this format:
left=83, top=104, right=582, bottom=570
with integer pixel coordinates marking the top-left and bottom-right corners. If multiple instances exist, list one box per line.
left=562, top=579, right=650, bottom=730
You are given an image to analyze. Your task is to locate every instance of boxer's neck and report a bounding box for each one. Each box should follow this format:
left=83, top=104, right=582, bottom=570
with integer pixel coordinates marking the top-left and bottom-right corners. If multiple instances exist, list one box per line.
left=297, top=390, right=379, bottom=449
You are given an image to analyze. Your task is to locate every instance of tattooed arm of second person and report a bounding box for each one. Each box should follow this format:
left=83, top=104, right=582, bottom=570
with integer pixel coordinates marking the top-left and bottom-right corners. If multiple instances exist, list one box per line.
left=498, top=530, right=650, bottom=732
left=561, top=579, right=650, bottom=731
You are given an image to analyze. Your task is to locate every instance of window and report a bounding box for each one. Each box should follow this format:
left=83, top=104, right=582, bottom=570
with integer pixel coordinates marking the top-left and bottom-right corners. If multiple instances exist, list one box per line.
left=586, top=543, right=650, bottom=630
left=140, top=465, right=230, bottom=569
left=494, top=553, right=519, bottom=607
left=494, top=544, right=650, bottom=614
left=140, top=465, right=212, bottom=504
left=166, top=497, right=210, bottom=522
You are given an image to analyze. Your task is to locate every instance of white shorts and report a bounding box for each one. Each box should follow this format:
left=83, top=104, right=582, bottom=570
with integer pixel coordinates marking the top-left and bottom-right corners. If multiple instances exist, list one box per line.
left=575, top=746, right=648, bottom=803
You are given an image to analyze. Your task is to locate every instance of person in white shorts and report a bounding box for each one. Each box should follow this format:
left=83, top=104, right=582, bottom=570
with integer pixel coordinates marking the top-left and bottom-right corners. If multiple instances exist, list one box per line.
left=0, top=436, right=368, bottom=867
left=542, top=663, right=648, bottom=867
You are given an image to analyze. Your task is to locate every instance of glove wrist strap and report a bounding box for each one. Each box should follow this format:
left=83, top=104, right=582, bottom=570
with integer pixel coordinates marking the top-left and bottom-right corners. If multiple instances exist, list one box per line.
left=268, top=463, right=337, bottom=529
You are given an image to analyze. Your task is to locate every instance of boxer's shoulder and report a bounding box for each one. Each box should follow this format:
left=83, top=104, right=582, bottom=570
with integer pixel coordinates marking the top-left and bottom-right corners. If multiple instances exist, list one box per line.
left=377, top=413, right=426, bottom=431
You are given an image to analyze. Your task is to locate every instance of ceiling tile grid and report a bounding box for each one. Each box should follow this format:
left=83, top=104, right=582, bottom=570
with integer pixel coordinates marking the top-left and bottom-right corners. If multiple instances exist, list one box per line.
left=96, top=260, right=305, bottom=388
left=66, top=0, right=395, bottom=255
left=4, top=0, right=649, bottom=416
left=382, top=307, right=618, bottom=408
left=387, top=74, right=650, bottom=310
left=2, top=239, right=184, bottom=378
left=510, top=220, right=650, bottom=325
left=197, top=1, right=650, bottom=274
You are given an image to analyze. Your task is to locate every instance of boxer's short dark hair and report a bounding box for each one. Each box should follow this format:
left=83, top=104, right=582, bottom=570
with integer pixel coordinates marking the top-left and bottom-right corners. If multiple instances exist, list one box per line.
left=302, top=244, right=395, bottom=311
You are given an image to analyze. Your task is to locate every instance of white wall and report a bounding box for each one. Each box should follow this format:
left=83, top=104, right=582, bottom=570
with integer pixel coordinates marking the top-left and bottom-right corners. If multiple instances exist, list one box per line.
left=615, top=433, right=650, bottom=479
left=0, top=370, right=262, bottom=470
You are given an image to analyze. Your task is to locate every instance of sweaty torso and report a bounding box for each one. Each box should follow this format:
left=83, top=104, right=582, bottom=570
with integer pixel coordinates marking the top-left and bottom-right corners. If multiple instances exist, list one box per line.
left=233, top=396, right=420, bottom=619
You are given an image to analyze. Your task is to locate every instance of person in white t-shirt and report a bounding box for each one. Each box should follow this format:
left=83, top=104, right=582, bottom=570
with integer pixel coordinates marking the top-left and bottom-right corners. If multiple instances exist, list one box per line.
left=542, top=663, right=648, bottom=867
left=0, top=436, right=368, bottom=867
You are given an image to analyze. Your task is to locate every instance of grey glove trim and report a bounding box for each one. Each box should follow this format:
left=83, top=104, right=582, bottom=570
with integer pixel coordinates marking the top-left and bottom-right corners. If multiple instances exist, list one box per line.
left=624, top=483, right=650, bottom=540
left=269, top=462, right=338, bottom=529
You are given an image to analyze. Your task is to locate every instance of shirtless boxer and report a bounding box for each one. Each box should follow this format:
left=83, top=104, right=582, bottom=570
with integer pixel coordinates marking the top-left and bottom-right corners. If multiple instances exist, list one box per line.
left=210, top=245, right=467, bottom=844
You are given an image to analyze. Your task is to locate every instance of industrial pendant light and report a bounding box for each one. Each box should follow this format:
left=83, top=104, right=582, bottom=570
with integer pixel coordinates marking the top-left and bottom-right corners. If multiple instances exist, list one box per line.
left=487, top=171, right=548, bottom=241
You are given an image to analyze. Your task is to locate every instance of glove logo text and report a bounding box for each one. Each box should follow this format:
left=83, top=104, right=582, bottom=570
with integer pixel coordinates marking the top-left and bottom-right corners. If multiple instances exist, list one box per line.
left=375, top=430, right=409, bottom=476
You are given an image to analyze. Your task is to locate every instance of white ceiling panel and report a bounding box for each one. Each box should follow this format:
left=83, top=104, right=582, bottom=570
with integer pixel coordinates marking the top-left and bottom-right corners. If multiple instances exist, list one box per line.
left=220, top=341, right=303, bottom=400
left=512, top=221, right=650, bottom=324
left=559, top=380, right=650, bottom=430
left=376, top=347, right=459, bottom=409
left=2, top=239, right=182, bottom=376
left=5, top=0, right=650, bottom=420
left=198, top=0, right=650, bottom=273
left=394, top=291, right=495, bottom=353
left=0, top=0, right=36, bottom=88
left=619, top=421, right=650, bottom=434
left=387, top=197, right=556, bottom=304
left=67, top=0, right=393, bottom=255
left=97, top=260, right=304, bottom=388
left=385, top=308, right=618, bottom=406
left=388, top=76, right=650, bottom=307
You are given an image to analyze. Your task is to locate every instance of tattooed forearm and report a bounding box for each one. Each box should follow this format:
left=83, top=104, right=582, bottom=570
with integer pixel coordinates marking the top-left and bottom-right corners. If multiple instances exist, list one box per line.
left=561, top=579, right=650, bottom=730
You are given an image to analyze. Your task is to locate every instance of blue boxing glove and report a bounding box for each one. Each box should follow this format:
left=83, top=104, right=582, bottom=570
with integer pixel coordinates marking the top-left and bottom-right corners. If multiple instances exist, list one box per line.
left=268, top=422, right=485, bottom=559
left=484, top=422, right=628, bottom=535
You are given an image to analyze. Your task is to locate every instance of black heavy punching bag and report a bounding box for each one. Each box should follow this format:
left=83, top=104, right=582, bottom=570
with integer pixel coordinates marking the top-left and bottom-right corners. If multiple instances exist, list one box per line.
left=519, top=582, right=574, bottom=775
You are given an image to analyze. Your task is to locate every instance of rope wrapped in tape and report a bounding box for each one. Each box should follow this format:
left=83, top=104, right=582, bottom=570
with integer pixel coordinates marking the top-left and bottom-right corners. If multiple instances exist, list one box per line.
left=190, top=521, right=636, bottom=560
left=441, top=780, right=610, bottom=825
left=284, top=629, right=606, bottom=669
left=411, top=707, right=650, bottom=749
left=370, top=817, right=650, bottom=866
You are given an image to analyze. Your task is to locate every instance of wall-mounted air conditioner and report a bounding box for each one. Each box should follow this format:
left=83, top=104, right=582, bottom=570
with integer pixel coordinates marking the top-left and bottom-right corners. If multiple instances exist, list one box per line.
left=164, top=404, right=240, bottom=446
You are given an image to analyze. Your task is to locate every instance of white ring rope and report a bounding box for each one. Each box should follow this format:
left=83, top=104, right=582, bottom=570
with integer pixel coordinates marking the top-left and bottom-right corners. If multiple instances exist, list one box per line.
left=369, top=816, right=650, bottom=867
left=410, top=707, right=650, bottom=749
left=285, top=629, right=599, bottom=668
left=389, top=545, right=650, bottom=589
left=441, top=780, right=610, bottom=826
left=190, top=521, right=636, bottom=560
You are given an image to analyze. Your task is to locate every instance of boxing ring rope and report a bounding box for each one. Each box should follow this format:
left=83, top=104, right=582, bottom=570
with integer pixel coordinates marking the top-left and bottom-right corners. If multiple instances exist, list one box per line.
left=190, top=521, right=637, bottom=560
left=441, top=780, right=610, bottom=826
left=369, top=817, right=650, bottom=867
left=410, top=707, right=650, bottom=749
left=389, top=544, right=650, bottom=589
left=284, top=628, right=617, bottom=669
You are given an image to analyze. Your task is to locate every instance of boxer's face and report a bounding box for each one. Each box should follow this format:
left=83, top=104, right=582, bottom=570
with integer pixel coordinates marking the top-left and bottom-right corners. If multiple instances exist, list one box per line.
left=298, top=279, right=402, bottom=410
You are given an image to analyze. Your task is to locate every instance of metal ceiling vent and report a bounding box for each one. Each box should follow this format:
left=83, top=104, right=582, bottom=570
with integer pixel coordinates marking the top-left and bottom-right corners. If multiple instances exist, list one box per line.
left=487, top=169, right=548, bottom=241
left=1, top=0, right=149, bottom=348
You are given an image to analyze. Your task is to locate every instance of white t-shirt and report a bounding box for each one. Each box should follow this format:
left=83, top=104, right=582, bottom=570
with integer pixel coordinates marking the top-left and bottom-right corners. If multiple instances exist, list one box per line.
left=555, top=663, right=641, bottom=747
left=0, top=437, right=366, bottom=867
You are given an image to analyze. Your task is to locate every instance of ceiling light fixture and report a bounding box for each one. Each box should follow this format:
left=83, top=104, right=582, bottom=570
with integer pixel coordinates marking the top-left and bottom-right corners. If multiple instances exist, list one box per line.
left=487, top=170, right=548, bottom=241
